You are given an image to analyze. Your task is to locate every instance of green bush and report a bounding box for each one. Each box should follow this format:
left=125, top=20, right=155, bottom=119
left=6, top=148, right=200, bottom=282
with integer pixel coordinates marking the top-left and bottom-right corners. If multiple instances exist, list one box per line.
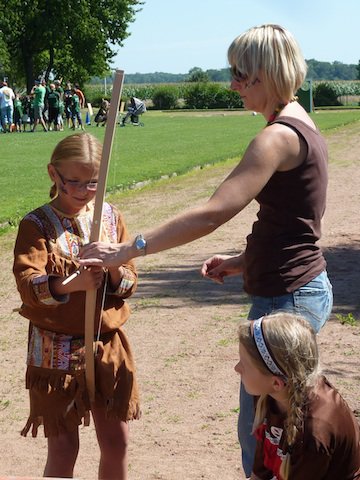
left=151, top=85, right=179, bottom=109
left=85, top=82, right=244, bottom=110
left=313, top=80, right=360, bottom=97
left=226, top=89, right=244, bottom=109
left=183, top=83, right=243, bottom=109
left=313, top=82, right=342, bottom=106
left=83, top=85, right=110, bottom=107
left=183, top=83, right=206, bottom=109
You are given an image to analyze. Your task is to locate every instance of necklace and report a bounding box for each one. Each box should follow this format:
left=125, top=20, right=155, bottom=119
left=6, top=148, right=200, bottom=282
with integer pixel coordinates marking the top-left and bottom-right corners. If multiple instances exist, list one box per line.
left=266, top=96, right=298, bottom=126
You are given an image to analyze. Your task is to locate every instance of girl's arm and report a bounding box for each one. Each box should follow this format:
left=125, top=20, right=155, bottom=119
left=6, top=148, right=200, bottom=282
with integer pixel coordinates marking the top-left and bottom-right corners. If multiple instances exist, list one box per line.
left=80, top=125, right=302, bottom=268
left=48, top=266, right=104, bottom=298
left=13, top=218, right=61, bottom=308
left=13, top=219, right=104, bottom=307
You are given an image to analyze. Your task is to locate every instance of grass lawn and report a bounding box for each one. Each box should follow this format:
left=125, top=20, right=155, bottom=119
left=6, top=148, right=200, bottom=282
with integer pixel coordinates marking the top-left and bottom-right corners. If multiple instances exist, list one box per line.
left=1, top=109, right=359, bottom=233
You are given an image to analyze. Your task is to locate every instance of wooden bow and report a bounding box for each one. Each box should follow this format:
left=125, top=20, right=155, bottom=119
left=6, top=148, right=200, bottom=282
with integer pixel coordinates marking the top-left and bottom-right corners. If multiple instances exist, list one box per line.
left=85, top=70, right=125, bottom=402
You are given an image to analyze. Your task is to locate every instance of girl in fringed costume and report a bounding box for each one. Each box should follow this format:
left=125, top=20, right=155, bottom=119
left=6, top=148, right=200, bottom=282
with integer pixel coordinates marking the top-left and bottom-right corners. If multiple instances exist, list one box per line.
left=13, top=133, right=140, bottom=479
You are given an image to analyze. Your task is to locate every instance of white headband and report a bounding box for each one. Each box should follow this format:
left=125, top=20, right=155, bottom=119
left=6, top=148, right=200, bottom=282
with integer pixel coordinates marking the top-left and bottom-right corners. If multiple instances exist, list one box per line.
left=253, top=317, right=287, bottom=380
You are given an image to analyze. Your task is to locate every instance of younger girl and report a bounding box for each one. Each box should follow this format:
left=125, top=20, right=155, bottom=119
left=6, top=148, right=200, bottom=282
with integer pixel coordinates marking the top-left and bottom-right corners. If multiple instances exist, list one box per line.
left=236, top=312, right=360, bottom=480
left=13, top=133, right=140, bottom=479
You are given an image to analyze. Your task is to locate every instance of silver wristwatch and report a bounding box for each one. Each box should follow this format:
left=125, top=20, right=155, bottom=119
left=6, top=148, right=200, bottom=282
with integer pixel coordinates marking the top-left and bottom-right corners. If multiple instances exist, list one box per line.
left=134, top=234, right=147, bottom=255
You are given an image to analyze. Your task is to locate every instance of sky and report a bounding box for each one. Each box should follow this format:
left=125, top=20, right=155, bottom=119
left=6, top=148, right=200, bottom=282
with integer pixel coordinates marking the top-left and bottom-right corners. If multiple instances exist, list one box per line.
left=113, top=0, right=359, bottom=74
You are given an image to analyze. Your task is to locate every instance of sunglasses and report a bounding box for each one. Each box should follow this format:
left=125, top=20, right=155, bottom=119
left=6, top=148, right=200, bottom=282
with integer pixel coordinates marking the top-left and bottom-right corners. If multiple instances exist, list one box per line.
left=54, top=167, right=98, bottom=192
left=230, top=66, right=248, bottom=82
left=230, top=66, right=260, bottom=87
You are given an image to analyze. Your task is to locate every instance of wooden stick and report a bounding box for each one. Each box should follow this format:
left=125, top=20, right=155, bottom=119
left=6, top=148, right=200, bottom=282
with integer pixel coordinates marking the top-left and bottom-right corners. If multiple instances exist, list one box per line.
left=84, top=70, right=125, bottom=402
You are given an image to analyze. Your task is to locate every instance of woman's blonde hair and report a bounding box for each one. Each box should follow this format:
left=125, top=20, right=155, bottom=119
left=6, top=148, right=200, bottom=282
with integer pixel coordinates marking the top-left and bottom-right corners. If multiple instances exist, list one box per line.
left=238, top=312, right=320, bottom=480
left=49, top=133, right=102, bottom=198
left=228, top=24, right=307, bottom=102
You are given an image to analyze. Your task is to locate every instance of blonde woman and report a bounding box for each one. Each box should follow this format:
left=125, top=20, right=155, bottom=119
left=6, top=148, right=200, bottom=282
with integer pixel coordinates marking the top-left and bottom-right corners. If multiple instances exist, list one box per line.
left=80, top=25, right=333, bottom=476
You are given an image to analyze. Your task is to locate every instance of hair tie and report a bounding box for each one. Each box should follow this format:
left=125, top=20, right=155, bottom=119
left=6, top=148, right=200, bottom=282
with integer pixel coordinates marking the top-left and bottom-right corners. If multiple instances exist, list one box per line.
left=253, top=317, right=288, bottom=380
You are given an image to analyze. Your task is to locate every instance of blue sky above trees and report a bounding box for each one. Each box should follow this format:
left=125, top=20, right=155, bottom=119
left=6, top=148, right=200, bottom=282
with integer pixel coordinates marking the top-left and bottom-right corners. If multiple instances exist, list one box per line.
left=114, top=0, right=359, bottom=74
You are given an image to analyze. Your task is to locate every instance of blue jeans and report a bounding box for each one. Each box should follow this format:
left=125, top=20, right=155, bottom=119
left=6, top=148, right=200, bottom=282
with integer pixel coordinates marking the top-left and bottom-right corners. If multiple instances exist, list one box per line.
left=238, top=270, right=333, bottom=477
left=1, top=105, right=14, bottom=129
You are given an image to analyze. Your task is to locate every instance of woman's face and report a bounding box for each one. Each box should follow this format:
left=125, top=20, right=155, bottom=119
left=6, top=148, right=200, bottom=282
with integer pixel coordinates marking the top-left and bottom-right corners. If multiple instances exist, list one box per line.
left=230, top=70, right=265, bottom=112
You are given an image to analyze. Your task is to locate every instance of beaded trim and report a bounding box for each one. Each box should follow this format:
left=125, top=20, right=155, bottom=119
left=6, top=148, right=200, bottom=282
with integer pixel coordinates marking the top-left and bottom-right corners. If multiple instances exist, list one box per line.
left=266, top=96, right=298, bottom=126
left=253, top=317, right=287, bottom=380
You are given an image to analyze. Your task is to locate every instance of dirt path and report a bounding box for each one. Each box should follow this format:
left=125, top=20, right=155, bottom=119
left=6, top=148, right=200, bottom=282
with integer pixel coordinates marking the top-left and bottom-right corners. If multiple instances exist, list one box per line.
left=0, top=122, right=359, bottom=479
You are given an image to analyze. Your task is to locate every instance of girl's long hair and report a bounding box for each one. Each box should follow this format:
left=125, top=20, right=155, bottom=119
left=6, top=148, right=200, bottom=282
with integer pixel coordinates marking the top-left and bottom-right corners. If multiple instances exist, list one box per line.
left=238, top=313, right=320, bottom=479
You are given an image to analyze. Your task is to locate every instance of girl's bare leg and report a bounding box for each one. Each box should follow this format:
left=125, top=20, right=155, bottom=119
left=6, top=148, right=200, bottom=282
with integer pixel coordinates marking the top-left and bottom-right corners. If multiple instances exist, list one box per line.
left=92, top=404, right=129, bottom=480
left=44, top=429, right=79, bottom=478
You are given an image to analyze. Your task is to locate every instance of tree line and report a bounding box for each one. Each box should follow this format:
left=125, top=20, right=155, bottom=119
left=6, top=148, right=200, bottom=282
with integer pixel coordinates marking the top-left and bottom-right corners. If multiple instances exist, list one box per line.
left=118, top=60, right=360, bottom=84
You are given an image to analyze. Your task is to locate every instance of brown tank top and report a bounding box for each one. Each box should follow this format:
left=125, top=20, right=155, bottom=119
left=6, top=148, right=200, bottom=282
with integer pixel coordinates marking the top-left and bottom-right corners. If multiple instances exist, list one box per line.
left=243, top=116, right=328, bottom=296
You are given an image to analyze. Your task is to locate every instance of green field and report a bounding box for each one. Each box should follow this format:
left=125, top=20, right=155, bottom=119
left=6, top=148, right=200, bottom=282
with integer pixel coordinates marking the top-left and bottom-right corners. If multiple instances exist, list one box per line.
left=1, top=109, right=359, bottom=234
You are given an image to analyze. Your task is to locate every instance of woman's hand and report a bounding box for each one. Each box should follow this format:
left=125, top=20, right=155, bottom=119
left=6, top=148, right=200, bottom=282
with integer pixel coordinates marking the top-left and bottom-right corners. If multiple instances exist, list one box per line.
left=201, top=253, right=245, bottom=284
left=79, top=241, right=131, bottom=268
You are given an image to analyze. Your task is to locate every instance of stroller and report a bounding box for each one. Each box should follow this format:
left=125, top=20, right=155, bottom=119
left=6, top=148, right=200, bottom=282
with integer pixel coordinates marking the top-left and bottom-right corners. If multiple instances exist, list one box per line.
left=120, top=97, right=146, bottom=127
left=94, top=99, right=110, bottom=126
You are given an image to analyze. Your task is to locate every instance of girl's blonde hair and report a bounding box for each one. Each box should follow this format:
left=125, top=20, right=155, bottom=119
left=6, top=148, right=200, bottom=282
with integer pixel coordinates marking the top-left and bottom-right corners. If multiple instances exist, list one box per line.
left=238, top=312, right=320, bottom=480
left=228, top=24, right=307, bottom=102
left=49, top=133, right=102, bottom=198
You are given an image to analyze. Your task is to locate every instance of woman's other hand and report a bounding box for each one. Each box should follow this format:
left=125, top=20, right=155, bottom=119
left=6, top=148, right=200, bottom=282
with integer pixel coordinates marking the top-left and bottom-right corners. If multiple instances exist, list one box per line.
left=201, top=253, right=245, bottom=284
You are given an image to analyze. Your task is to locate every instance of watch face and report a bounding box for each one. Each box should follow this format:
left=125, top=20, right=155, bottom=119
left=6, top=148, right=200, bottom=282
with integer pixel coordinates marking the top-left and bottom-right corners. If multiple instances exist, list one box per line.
left=136, top=235, right=146, bottom=250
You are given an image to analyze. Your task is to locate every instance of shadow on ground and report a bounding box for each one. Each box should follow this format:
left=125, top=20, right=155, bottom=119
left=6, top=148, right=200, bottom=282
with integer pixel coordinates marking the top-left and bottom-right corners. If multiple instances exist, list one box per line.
left=133, top=241, right=360, bottom=319
left=324, top=243, right=360, bottom=317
